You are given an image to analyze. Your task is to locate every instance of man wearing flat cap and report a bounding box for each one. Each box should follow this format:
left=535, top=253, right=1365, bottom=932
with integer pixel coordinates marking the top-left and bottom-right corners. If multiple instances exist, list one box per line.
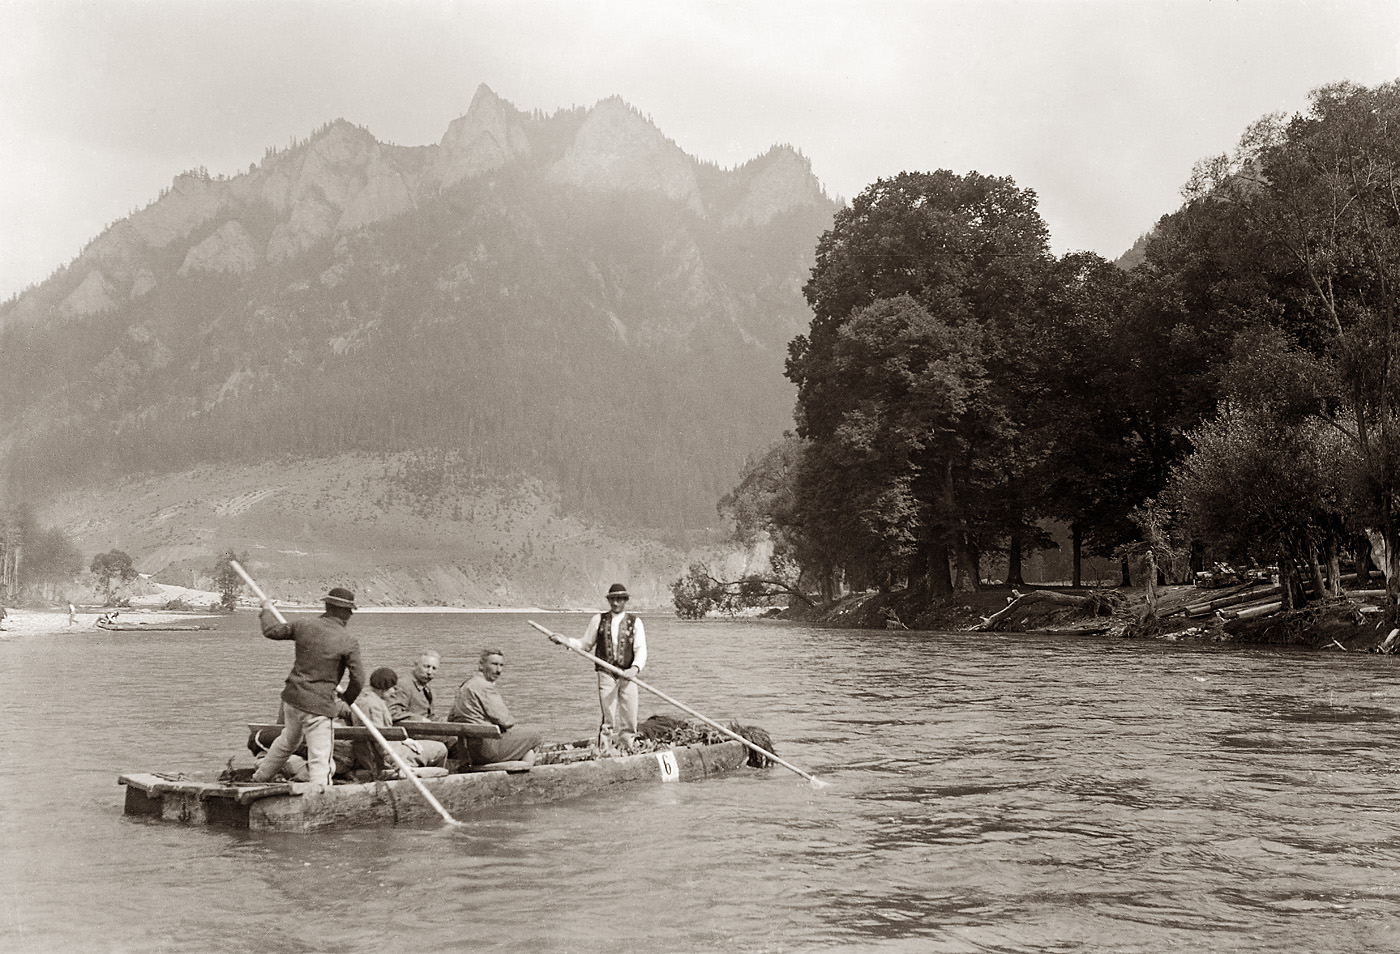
left=250, top=586, right=365, bottom=787
left=554, top=583, right=647, bottom=750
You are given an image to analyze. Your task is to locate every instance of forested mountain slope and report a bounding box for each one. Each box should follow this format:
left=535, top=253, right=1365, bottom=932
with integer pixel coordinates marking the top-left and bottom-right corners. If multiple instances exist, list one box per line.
left=39, top=452, right=732, bottom=609
left=1, top=86, right=837, bottom=545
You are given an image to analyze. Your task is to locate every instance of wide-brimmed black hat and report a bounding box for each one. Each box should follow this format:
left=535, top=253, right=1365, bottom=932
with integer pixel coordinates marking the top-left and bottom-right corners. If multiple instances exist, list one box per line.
left=606, top=583, right=629, bottom=601
left=323, top=587, right=357, bottom=609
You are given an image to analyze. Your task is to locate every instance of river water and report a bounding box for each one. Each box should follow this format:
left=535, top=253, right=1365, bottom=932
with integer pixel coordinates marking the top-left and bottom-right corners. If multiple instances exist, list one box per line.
left=3, top=611, right=1400, bottom=952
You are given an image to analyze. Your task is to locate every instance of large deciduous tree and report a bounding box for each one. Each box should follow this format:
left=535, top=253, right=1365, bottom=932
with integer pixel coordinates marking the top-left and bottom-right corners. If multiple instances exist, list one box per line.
left=797, top=295, right=999, bottom=594
left=1177, top=80, right=1400, bottom=606
left=210, top=549, right=250, bottom=611
left=1173, top=403, right=1350, bottom=608
left=0, top=504, right=83, bottom=599
left=90, top=549, right=137, bottom=603
left=1029, top=253, right=1143, bottom=586
left=787, top=171, right=1052, bottom=594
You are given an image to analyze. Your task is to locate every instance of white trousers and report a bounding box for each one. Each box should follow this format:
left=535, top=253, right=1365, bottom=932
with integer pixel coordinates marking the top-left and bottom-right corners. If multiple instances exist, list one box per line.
left=596, top=671, right=639, bottom=742
left=252, top=702, right=334, bottom=785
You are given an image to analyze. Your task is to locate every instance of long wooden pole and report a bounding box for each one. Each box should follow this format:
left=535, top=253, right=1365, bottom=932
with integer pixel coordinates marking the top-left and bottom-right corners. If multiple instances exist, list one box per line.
left=231, top=560, right=465, bottom=827
left=529, top=619, right=827, bottom=788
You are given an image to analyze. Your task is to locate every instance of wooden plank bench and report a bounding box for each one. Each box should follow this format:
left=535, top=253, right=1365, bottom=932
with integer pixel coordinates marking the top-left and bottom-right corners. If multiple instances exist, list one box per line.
left=247, top=721, right=502, bottom=743
left=401, top=721, right=502, bottom=740
left=249, top=723, right=408, bottom=741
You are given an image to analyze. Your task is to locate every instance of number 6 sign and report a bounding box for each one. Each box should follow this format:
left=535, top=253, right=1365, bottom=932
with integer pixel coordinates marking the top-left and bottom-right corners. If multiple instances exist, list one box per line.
left=655, top=750, right=679, bottom=781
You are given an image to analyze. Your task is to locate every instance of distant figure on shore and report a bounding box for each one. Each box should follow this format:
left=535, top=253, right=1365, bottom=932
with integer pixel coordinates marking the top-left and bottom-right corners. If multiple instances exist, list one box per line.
left=68, top=603, right=77, bottom=626
left=0, top=604, right=7, bottom=631
left=250, top=587, right=365, bottom=788
left=551, top=583, right=647, bottom=750
left=883, top=606, right=907, bottom=630
left=388, top=651, right=441, bottom=723
left=448, top=649, right=543, bottom=767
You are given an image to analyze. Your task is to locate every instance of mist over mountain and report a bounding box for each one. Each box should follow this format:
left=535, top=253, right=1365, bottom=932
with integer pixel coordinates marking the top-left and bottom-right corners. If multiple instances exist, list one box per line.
left=0, top=85, right=837, bottom=553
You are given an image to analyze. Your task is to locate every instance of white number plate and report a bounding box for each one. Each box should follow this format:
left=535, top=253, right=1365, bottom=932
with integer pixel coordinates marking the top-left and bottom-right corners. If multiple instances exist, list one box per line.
left=655, top=750, right=679, bottom=781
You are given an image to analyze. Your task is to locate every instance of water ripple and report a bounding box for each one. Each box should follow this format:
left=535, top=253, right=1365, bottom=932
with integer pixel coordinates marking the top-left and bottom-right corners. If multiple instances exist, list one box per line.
left=6, top=618, right=1400, bottom=951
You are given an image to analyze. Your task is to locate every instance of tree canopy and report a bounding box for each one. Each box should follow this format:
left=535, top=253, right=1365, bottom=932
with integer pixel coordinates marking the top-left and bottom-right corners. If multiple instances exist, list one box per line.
left=721, top=81, right=1400, bottom=615
left=784, top=171, right=1056, bottom=596
left=0, top=504, right=83, bottom=600
left=1157, top=80, right=1400, bottom=603
left=210, top=549, right=250, bottom=611
left=90, top=549, right=137, bottom=602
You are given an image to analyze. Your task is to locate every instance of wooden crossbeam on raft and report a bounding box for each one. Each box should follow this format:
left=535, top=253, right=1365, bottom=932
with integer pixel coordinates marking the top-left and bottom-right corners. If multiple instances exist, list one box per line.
left=248, top=723, right=409, bottom=742
left=401, top=721, right=502, bottom=740
left=247, top=721, right=503, bottom=742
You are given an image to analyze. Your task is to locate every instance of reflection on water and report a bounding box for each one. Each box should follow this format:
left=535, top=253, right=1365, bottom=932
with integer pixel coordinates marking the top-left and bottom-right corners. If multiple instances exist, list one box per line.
left=4, top=614, right=1400, bottom=951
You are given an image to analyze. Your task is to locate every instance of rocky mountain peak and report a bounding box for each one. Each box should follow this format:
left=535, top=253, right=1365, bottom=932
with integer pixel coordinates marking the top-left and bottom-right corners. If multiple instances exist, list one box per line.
left=723, top=145, right=829, bottom=228
left=0, top=86, right=842, bottom=542
left=288, top=120, right=381, bottom=207
left=84, top=171, right=230, bottom=283
left=437, top=83, right=532, bottom=186
left=550, top=96, right=704, bottom=216
left=1, top=89, right=842, bottom=336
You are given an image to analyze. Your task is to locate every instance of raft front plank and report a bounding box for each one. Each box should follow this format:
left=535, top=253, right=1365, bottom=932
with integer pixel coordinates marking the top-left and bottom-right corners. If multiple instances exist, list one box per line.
left=121, top=741, right=751, bottom=832
left=248, top=740, right=750, bottom=832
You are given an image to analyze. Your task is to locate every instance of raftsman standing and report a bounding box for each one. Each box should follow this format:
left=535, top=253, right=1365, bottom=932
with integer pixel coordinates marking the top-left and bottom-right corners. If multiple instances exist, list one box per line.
left=250, top=587, right=365, bottom=788
left=554, top=583, right=647, bottom=749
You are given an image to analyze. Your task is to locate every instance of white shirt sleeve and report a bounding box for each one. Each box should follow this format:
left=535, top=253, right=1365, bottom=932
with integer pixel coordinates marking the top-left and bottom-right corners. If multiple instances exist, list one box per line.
left=631, top=618, right=647, bottom=671
left=571, top=614, right=602, bottom=653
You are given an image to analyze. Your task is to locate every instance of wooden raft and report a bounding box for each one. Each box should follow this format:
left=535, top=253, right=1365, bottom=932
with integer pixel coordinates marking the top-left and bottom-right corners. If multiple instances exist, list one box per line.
left=119, top=739, right=749, bottom=832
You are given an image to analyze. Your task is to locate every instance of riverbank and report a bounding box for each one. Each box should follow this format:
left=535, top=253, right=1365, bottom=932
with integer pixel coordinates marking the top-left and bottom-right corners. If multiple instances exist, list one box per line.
left=789, top=586, right=1083, bottom=631
left=796, top=581, right=1397, bottom=651
left=0, top=608, right=223, bottom=639
left=0, top=604, right=591, bottom=640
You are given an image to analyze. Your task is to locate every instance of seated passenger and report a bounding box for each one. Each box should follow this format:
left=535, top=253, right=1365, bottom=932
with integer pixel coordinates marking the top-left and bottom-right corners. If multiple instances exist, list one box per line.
left=352, top=667, right=449, bottom=776
left=448, top=649, right=544, bottom=767
left=387, top=651, right=441, bottom=723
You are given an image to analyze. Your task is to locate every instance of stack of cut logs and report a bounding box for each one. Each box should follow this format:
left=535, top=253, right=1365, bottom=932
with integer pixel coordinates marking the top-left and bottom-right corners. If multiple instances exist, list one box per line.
left=1176, top=585, right=1282, bottom=622
left=1174, top=571, right=1387, bottom=623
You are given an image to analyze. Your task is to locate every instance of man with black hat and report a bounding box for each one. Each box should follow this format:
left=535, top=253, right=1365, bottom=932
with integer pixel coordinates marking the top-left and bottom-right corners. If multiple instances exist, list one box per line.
left=553, top=583, right=647, bottom=750
left=250, top=586, right=365, bottom=788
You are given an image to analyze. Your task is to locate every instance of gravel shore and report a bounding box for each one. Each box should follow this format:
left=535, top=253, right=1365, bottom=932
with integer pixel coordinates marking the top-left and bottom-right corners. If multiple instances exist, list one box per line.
left=0, top=608, right=223, bottom=639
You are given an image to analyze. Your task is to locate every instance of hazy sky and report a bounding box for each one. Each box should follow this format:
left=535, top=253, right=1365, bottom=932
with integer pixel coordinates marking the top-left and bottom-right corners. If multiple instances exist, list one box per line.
left=3, top=0, right=1399, bottom=301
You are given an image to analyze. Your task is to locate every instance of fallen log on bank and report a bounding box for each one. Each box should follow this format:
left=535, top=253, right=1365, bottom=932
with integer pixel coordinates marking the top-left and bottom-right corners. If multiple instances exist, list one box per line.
left=1341, top=571, right=1386, bottom=585
left=977, top=589, right=1124, bottom=633
left=1376, top=628, right=1400, bottom=654
left=1223, top=600, right=1284, bottom=621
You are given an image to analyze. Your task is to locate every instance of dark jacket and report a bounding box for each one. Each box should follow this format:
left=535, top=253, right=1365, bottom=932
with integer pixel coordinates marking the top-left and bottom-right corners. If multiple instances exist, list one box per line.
left=387, top=678, right=434, bottom=723
left=260, top=609, right=364, bottom=718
